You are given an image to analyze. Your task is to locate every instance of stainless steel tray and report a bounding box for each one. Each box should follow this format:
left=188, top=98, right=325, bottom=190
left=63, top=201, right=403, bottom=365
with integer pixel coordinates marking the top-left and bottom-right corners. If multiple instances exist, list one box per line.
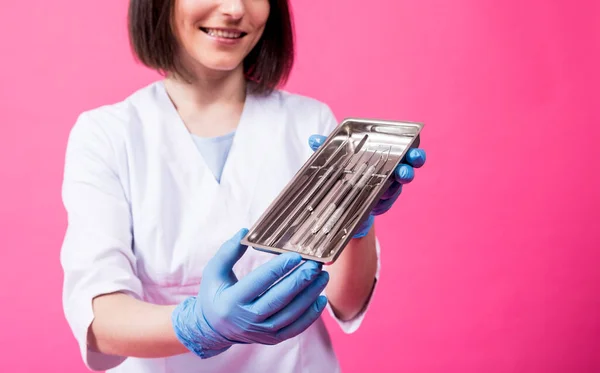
left=242, top=117, right=423, bottom=264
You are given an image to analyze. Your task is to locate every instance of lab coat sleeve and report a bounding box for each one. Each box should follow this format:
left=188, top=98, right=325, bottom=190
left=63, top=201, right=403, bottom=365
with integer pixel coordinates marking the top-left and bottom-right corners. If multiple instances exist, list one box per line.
left=317, top=103, right=382, bottom=334
left=60, top=112, right=143, bottom=371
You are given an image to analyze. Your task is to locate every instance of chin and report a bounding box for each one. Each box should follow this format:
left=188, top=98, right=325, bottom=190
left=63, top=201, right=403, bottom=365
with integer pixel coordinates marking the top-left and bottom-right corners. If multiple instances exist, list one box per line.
left=189, top=52, right=244, bottom=74
left=205, top=61, right=243, bottom=72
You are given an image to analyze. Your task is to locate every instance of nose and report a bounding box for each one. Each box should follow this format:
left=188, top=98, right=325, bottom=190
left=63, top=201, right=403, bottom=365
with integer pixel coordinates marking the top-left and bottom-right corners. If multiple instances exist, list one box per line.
left=220, top=0, right=245, bottom=20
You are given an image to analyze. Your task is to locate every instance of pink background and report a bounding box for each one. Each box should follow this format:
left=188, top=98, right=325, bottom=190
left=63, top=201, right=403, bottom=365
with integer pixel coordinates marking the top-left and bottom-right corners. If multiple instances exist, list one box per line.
left=1, top=1, right=599, bottom=372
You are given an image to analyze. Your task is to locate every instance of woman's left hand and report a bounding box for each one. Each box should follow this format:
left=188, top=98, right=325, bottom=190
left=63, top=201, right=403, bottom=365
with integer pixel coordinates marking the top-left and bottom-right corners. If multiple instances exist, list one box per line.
left=308, top=134, right=427, bottom=238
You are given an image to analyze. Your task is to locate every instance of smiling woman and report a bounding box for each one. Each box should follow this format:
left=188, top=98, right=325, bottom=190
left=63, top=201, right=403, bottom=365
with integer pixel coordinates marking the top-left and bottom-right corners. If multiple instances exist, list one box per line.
left=59, top=0, right=426, bottom=373
left=128, top=0, right=294, bottom=94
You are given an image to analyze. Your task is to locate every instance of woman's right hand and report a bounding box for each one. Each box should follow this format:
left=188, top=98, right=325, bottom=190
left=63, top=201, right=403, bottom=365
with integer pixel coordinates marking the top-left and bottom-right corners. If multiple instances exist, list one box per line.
left=171, top=228, right=330, bottom=358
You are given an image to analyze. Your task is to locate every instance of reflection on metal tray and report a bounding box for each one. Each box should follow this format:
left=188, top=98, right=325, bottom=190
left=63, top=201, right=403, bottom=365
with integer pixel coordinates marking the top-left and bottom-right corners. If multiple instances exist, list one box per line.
left=241, top=117, right=424, bottom=264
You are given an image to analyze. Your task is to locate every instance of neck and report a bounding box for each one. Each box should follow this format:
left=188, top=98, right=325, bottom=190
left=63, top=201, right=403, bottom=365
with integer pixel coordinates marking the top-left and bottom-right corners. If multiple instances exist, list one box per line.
left=164, top=65, right=247, bottom=110
left=162, top=65, right=248, bottom=137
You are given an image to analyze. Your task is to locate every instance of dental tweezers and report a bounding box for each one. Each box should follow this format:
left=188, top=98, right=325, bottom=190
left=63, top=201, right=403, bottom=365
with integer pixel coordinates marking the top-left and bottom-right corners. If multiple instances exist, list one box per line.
left=291, top=148, right=377, bottom=250
left=301, top=146, right=391, bottom=255
left=258, top=135, right=350, bottom=244
left=269, top=135, right=369, bottom=246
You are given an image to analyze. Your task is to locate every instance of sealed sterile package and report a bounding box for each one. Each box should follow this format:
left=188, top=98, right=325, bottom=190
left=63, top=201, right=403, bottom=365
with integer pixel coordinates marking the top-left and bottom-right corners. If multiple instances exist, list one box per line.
left=241, top=118, right=423, bottom=264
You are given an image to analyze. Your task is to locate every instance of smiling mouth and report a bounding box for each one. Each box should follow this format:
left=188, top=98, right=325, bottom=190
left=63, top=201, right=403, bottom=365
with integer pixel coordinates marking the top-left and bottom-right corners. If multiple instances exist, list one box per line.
left=200, top=27, right=247, bottom=39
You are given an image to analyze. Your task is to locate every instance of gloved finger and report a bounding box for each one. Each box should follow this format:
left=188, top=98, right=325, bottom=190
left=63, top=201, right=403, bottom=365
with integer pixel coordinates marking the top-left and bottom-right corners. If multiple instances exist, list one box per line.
left=238, top=330, right=281, bottom=346
left=251, top=261, right=323, bottom=320
left=274, top=295, right=328, bottom=341
left=231, top=252, right=303, bottom=302
left=403, top=148, right=426, bottom=168
left=208, top=228, right=250, bottom=274
left=224, top=324, right=279, bottom=346
left=372, top=191, right=401, bottom=215
left=394, top=164, right=415, bottom=184
left=308, top=134, right=327, bottom=152
left=381, top=181, right=402, bottom=199
left=257, top=271, right=329, bottom=328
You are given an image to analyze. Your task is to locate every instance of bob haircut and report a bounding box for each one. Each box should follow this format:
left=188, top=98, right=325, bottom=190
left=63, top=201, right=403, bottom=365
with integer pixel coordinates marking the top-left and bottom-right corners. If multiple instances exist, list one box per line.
left=127, top=0, right=294, bottom=95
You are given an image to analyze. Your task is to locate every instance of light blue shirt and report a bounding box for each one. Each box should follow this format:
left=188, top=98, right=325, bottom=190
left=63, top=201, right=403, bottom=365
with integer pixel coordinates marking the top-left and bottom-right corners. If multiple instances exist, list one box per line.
left=191, top=132, right=235, bottom=183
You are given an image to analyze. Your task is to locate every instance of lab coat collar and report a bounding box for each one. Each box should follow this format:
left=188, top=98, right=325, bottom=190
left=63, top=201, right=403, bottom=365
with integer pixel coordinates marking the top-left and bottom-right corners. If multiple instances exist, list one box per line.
left=152, top=80, right=281, bottom=228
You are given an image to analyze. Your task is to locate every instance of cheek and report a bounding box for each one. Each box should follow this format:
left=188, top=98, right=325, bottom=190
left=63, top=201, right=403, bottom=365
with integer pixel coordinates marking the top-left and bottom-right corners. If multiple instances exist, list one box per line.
left=250, top=1, right=270, bottom=32
left=176, top=0, right=207, bottom=17
left=172, top=4, right=212, bottom=54
left=173, top=0, right=210, bottom=34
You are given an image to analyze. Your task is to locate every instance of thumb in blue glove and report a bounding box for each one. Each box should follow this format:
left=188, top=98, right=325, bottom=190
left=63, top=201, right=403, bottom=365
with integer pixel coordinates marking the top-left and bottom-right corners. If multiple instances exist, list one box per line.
left=172, top=228, right=330, bottom=358
left=308, top=134, right=426, bottom=238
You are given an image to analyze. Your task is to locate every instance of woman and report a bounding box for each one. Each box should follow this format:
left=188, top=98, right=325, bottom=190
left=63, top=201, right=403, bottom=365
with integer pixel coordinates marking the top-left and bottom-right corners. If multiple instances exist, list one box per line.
left=60, top=0, right=427, bottom=372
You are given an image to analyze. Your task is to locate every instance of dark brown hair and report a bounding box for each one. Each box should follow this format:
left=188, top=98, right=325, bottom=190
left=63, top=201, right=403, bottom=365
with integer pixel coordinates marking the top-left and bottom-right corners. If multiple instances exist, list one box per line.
left=127, top=0, right=294, bottom=95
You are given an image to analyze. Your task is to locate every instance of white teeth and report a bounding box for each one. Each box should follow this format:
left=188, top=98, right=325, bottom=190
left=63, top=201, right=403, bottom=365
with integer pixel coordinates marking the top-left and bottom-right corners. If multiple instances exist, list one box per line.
left=205, top=28, right=242, bottom=39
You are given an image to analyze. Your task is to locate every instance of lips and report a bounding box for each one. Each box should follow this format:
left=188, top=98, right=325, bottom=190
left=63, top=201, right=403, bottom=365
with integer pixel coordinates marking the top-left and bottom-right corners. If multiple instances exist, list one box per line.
left=200, top=27, right=247, bottom=39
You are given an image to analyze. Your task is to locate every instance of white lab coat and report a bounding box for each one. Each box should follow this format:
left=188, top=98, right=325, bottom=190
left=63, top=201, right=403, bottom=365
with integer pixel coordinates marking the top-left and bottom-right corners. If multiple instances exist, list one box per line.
left=60, top=81, right=381, bottom=373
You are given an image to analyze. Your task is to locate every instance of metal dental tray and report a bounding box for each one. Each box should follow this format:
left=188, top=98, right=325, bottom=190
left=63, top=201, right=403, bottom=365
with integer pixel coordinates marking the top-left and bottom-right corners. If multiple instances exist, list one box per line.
left=241, top=117, right=423, bottom=264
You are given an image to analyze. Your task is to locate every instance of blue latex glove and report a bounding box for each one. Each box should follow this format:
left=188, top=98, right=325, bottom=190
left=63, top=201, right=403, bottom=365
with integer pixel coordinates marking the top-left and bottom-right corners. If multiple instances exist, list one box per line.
left=308, top=134, right=427, bottom=238
left=172, top=228, right=329, bottom=358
